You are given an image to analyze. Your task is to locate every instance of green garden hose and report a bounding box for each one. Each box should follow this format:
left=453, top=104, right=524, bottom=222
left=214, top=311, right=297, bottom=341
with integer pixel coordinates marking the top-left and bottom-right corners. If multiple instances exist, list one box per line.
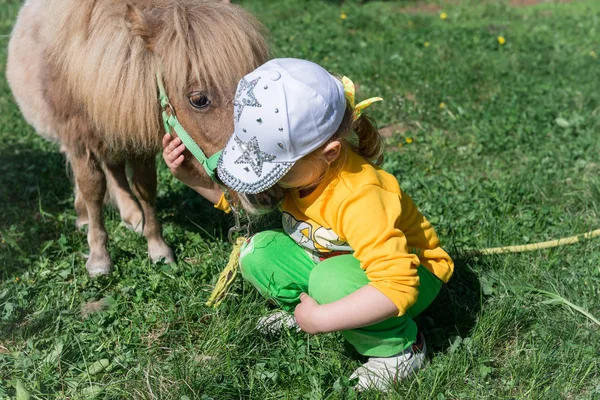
left=470, top=228, right=600, bottom=255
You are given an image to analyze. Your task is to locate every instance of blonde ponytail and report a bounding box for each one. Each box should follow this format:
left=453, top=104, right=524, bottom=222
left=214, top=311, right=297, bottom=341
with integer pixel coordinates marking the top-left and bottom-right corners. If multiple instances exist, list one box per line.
left=335, top=75, right=384, bottom=165
left=351, top=113, right=383, bottom=165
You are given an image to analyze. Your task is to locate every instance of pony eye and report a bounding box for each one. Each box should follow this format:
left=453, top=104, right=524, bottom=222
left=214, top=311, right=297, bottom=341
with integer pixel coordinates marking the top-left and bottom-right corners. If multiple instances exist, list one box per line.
left=188, top=92, right=211, bottom=109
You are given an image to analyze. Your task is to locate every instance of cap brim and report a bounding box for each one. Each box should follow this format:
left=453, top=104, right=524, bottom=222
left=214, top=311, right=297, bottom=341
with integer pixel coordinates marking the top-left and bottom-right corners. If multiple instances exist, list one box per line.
left=217, top=136, right=294, bottom=194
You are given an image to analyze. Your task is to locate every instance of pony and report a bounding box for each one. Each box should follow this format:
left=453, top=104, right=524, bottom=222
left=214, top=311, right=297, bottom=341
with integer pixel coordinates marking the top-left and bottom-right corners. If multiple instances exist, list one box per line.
left=6, top=0, right=268, bottom=277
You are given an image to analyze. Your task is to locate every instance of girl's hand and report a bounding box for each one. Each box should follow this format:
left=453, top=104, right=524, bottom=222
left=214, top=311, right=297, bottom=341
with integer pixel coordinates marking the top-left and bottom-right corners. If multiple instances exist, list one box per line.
left=162, top=134, right=225, bottom=205
left=294, top=293, right=325, bottom=334
left=162, top=134, right=202, bottom=188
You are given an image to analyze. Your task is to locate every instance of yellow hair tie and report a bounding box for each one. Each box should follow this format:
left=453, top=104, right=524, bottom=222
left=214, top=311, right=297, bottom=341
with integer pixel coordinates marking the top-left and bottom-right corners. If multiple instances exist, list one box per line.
left=342, top=76, right=383, bottom=121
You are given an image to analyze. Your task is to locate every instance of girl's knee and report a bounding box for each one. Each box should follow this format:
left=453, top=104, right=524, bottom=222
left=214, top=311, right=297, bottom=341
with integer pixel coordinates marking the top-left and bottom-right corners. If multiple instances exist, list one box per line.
left=239, top=231, right=280, bottom=263
left=239, top=241, right=271, bottom=296
left=239, top=233, right=268, bottom=279
left=239, top=230, right=293, bottom=285
left=308, top=257, right=368, bottom=304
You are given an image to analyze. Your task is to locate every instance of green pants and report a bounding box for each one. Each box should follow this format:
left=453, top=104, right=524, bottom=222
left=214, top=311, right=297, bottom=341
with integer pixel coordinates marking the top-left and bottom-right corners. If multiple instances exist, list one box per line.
left=239, top=230, right=442, bottom=357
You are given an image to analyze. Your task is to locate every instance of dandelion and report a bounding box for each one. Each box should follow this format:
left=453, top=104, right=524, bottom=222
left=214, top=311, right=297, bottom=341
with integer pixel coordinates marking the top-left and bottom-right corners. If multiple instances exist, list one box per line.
left=424, top=42, right=430, bottom=47
left=498, top=36, right=506, bottom=45
left=340, top=12, right=347, bottom=20
left=406, top=137, right=413, bottom=144
left=440, top=12, right=448, bottom=20
left=15, top=277, right=20, bottom=282
left=439, top=102, right=446, bottom=109
left=397, top=143, right=404, bottom=148
left=590, top=51, right=598, bottom=58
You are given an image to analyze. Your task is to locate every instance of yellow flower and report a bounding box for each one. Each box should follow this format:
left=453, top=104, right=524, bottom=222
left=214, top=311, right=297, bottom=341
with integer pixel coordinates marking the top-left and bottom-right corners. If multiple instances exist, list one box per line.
left=406, top=137, right=413, bottom=144
left=322, top=56, right=329, bottom=61
left=439, top=102, right=446, bottom=109
left=590, top=51, right=598, bottom=58
left=340, top=12, right=347, bottom=20
left=498, top=36, right=506, bottom=45
left=397, top=143, right=404, bottom=148
left=15, top=277, right=20, bottom=282
left=440, top=12, right=448, bottom=20
left=424, top=42, right=431, bottom=47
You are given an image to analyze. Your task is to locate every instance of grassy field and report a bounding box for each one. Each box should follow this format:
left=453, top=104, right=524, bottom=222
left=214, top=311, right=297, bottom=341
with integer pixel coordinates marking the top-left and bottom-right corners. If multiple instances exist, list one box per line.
left=1, top=0, right=600, bottom=398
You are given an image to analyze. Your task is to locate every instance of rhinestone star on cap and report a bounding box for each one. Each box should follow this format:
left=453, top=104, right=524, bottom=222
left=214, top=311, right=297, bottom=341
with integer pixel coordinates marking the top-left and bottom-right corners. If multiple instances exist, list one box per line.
left=234, top=77, right=262, bottom=122
left=233, top=136, right=276, bottom=177
left=217, top=155, right=293, bottom=194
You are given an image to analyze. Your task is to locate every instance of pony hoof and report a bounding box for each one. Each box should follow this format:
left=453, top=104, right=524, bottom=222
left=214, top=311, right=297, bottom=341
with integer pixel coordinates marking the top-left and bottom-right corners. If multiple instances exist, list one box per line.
left=149, top=242, right=175, bottom=264
left=86, top=252, right=112, bottom=277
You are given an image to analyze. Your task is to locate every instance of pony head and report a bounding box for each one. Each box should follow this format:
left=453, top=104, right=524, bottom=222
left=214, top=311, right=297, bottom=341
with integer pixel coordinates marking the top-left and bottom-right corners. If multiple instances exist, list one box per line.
left=125, top=1, right=269, bottom=180
left=46, top=0, right=268, bottom=181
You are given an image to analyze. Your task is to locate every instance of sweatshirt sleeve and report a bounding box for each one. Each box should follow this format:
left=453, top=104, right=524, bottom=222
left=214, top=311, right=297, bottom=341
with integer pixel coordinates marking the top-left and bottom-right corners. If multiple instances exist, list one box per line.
left=334, top=185, right=421, bottom=316
left=214, top=192, right=231, bottom=214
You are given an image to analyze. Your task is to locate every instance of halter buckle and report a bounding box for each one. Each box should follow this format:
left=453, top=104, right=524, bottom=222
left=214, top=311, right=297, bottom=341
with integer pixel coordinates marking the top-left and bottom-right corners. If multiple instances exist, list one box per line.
left=162, top=102, right=175, bottom=117
left=227, top=204, right=249, bottom=243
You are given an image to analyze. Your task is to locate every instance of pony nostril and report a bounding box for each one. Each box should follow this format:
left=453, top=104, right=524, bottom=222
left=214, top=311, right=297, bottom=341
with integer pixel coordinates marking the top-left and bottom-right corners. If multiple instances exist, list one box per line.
left=238, top=187, right=284, bottom=215
left=255, top=192, right=273, bottom=207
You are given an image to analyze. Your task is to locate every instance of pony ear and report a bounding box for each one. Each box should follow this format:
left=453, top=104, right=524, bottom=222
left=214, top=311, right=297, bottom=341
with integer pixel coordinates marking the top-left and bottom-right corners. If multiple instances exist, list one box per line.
left=125, top=3, right=161, bottom=51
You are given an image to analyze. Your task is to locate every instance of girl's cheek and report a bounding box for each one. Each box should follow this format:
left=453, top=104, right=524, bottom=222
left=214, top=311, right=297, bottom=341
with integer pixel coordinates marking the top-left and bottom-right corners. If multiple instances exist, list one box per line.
left=283, top=174, right=313, bottom=188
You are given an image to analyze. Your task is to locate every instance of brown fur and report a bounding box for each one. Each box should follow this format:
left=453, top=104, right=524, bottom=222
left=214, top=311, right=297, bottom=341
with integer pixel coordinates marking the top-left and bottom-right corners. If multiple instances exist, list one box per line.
left=7, top=0, right=269, bottom=276
left=43, top=0, right=268, bottom=156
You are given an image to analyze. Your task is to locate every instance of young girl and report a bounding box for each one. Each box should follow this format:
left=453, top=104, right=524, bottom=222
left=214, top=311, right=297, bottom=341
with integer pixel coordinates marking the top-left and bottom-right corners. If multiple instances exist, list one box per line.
left=163, top=58, right=454, bottom=391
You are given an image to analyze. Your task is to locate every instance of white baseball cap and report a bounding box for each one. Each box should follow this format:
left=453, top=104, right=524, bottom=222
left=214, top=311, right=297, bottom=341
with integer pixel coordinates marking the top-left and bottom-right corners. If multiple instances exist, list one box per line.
left=217, top=58, right=346, bottom=194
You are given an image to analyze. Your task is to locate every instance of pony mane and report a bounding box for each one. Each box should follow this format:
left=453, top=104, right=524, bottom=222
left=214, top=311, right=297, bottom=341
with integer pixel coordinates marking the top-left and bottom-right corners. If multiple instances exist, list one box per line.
left=44, top=0, right=269, bottom=155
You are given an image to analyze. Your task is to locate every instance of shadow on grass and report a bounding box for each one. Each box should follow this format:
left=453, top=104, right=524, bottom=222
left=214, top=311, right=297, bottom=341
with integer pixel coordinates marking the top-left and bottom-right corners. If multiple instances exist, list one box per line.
left=417, top=255, right=483, bottom=353
left=340, top=256, right=483, bottom=363
left=0, top=149, right=73, bottom=277
left=0, top=149, right=71, bottom=229
left=157, top=185, right=283, bottom=242
left=157, top=185, right=232, bottom=240
left=0, top=147, right=250, bottom=278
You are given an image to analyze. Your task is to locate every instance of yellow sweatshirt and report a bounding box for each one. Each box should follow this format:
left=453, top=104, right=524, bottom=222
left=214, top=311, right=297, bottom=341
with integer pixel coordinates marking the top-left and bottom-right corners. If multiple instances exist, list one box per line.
left=217, top=149, right=454, bottom=316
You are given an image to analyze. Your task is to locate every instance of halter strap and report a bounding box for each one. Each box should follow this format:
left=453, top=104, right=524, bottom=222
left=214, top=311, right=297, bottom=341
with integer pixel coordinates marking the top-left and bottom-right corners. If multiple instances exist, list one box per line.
left=157, top=70, right=222, bottom=183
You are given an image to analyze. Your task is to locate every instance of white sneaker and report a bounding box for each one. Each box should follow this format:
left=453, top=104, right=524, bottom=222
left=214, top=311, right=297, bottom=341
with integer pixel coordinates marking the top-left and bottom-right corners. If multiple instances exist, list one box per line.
left=350, top=333, right=427, bottom=392
left=256, top=311, right=300, bottom=335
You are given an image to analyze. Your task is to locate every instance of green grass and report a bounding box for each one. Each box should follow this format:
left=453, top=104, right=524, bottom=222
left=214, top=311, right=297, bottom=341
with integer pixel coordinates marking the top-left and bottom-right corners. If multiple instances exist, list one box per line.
left=1, top=0, right=599, bottom=398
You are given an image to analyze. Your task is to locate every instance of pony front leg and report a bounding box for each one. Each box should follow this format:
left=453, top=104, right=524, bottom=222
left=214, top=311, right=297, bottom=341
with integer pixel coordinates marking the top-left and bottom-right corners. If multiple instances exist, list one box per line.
left=70, top=149, right=112, bottom=277
left=131, top=157, right=175, bottom=264
left=104, top=162, right=144, bottom=233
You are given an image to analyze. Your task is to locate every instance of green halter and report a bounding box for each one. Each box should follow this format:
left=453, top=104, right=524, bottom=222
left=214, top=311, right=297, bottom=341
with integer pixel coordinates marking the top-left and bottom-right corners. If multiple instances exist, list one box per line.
left=157, top=71, right=222, bottom=183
